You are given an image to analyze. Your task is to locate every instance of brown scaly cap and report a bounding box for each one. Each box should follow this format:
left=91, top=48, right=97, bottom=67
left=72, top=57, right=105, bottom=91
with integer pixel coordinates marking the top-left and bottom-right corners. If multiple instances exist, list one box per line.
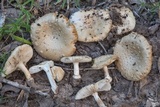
left=70, top=9, right=112, bottom=42
left=31, top=13, right=78, bottom=61
left=114, top=32, right=152, bottom=81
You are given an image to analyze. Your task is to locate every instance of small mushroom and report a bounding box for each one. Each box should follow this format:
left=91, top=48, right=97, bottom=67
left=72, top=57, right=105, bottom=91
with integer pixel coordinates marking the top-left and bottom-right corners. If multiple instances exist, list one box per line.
left=31, top=12, right=78, bottom=61
left=61, top=56, right=92, bottom=79
left=109, top=4, right=136, bottom=35
left=51, top=66, right=65, bottom=82
left=1, top=44, right=36, bottom=87
left=29, top=61, right=58, bottom=93
left=70, top=9, right=112, bottom=42
left=92, top=55, right=117, bottom=82
left=75, top=79, right=111, bottom=107
left=114, top=32, right=152, bottom=81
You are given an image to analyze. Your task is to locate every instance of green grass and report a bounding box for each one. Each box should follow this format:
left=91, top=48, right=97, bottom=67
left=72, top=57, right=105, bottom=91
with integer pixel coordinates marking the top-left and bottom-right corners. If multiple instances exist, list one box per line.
left=0, top=52, right=9, bottom=74
left=140, top=1, right=160, bottom=13
left=0, top=0, right=35, bottom=45
left=56, top=0, right=80, bottom=9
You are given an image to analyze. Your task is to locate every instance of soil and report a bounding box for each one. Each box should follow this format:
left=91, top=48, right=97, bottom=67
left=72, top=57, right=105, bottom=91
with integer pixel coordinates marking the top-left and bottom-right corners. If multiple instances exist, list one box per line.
left=1, top=0, right=160, bottom=107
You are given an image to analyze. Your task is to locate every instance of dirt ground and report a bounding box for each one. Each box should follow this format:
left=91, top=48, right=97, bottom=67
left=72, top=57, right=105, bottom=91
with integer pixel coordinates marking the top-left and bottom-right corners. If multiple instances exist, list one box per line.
left=0, top=0, right=160, bottom=107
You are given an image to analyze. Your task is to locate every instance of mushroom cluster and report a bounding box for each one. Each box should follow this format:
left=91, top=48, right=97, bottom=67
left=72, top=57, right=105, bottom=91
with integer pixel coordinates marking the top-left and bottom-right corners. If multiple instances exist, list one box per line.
left=1, top=4, right=153, bottom=107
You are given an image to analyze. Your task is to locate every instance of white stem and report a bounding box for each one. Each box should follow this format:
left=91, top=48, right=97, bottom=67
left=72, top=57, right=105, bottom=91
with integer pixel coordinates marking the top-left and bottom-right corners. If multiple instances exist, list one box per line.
left=43, top=65, right=58, bottom=94
left=92, top=92, right=106, bottom=107
left=103, top=66, right=112, bottom=82
left=73, top=62, right=81, bottom=79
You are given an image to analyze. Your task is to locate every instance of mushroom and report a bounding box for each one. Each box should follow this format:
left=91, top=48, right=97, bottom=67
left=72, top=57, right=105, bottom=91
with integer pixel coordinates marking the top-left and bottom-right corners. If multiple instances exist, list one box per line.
left=1, top=44, right=36, bottom=87
left=109, top=4, right=136, bottom=35
left=114, top=32, right=152, bottom=81
left=92, top=55, right=117, bottom=82
left=69, top=9, right=112, bottom=42
left=31, top=12, right=78, bottom=61
left=75, top=79, right=111, bottom=107
left=51, top=66, right=65, bottom=82
left=61, top=56, right=92, bottom=79
left=29, top=61, right=58, bottom=93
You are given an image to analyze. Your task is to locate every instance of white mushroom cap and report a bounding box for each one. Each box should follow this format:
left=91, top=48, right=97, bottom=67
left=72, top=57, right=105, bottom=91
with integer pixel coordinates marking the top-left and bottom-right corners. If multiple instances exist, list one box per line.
left=75, top=79, right=111, bottom=107
left=109, top=4, right=136, bottom=35
left=31, top=13, right=78, bottom=61
left=70, top=9, right=112, bottom=42
left=75, top=84, right=95, bottom=100
left=94, top=79, right=111, bottom=92
left=61, top=56, right=92, bottom=63
left=114, top=32, right=152, bottom=81
left=29, top=61, right=54, bottom=74
left=51, top=66, right=65, bottom=82
left=61, top=56, right=92, bottom=79
left=2, top=44, right=33, bottom=80
left=92, top=55, right=117, bottom=69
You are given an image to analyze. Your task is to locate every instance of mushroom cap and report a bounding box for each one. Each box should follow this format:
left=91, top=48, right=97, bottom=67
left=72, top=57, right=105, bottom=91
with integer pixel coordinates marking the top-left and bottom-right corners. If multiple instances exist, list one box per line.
left=51, top=66, right=65, bottom=82
left=94, top=79, right=111, bottom=92
left=75, top=84, right=95, bottom=100
left=29, top=61, right=54, bottom=74
left=109, top=4, right=136, bottom=35
left=92, top=55, right=117, bottom=69
left=75, top=79, right=111, bottom=100
left=31, top=13, right=78, bottom=61
left=114, top=32, right=152, bottom=81
left=2, top=44, right=33, bottom=77
left=61, top=56, right=92, bottom=63
left=70, top=9, right=112, bottom=42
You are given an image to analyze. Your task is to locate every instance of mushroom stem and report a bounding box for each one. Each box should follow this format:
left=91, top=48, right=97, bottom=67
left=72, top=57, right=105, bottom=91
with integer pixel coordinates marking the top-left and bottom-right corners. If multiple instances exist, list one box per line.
left=43, top=65, right=58, bottom=94
left=73, top=62, right=81, bottom=79
left=103, top=66, right=112, bottom=82
left=17, top=62, right=32, bottom=80
left=92, top=92, right=106, bottom=107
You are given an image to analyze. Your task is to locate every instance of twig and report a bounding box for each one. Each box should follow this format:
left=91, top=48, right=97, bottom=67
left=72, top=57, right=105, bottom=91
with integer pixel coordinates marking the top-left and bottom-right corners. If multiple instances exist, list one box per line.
left=1, top=0, right=4, bottom=11
left=98, top=41, right=107, bottom=55
left=127, top=81, right=133, bottom=98
left=0, top=77, right=50, bottom=97
left=94, top=1, right=107, bottom=8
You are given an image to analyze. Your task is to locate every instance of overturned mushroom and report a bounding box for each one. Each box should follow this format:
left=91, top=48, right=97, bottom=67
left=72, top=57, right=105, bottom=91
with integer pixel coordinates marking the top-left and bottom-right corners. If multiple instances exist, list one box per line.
left=75, top=79, right=111, bottom=107
left=92, top=55, right=117, bottom=82
left=29, top=61, right=57, bottom=94
left=31, top=13, right=78, bottom=61
left=1, top=44, right=36, bottom=88
left=51, top=66, right=65, bottom=82
left=109, top=4, right=136, bottom=35
left=114, top=32, right=152, bottom=81
left=61, top=56, right=92, bottom=79
left=70, top=9, right=112, bottom=42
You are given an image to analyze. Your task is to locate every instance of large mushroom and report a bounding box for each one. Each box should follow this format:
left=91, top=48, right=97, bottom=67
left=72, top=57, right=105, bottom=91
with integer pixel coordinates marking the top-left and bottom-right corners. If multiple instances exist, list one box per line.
left=109, top=4, right=136, bottom=35
left=75, top=79, right=111, bottom=107
left=114, top=32, right=152, bottom=81
left=31, top=12, right=78, bottom=61
left=61, top=55, right=92, bottom=79
left=69, top=9, right=112, bottom=42
left=1, top=44, right=36, bottom=87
